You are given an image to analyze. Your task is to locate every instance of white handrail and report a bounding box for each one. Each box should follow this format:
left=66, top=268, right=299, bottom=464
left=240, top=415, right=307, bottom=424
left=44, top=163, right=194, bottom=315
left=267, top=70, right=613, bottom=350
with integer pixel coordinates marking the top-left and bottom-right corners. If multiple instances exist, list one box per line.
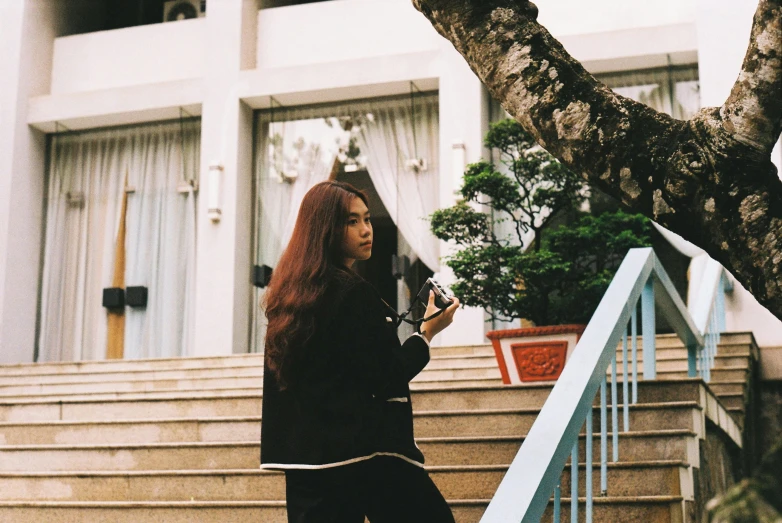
left=480, top=247, right=716, bottom=522
left=690, top=256, right=725, bottom=333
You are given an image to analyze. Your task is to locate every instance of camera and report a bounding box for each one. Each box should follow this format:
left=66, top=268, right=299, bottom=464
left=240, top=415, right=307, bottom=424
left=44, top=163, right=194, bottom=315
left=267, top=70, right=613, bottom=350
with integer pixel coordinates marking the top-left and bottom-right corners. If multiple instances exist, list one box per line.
left=417, top=278, right=454, bottom=309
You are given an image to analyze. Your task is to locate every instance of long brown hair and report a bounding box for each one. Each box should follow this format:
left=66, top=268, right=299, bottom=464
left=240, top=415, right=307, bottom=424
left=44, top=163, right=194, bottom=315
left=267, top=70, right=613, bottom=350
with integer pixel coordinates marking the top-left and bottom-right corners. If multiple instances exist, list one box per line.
left=263, top=181, right=369, bottom=388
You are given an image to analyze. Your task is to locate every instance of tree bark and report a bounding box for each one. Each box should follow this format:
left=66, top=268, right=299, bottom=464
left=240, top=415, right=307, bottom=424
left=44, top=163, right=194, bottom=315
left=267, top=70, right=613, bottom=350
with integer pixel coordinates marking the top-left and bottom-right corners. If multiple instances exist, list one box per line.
left=412, top=0, right=782, bottom=323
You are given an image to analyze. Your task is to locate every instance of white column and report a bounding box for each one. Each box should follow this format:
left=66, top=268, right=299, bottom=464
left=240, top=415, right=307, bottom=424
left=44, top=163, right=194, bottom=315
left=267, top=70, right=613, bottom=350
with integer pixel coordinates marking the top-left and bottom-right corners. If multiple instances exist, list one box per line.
left=434, top=45, right=490, bottom=347
left=192, top=0, right=257, bottom=356
left=0, top=0, right=59, bottom=363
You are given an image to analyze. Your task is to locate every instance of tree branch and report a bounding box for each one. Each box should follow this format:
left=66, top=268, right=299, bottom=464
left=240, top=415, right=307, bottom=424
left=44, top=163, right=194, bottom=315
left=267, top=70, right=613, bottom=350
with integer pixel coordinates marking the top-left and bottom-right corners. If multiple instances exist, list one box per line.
left=412, top=0, right=782, bottom=324
left=722, top=0, right=782, bottom=151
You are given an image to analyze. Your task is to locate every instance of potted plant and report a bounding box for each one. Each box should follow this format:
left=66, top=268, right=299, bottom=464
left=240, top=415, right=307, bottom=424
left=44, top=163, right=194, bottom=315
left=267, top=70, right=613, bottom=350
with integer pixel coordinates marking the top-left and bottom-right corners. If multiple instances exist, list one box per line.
left=430, top=119, right=651, bottom=383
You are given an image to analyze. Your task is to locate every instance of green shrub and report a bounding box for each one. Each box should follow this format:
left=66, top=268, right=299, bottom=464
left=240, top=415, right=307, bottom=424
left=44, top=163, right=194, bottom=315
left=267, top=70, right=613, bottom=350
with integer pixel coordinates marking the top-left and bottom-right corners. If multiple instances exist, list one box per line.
left=430, top=119, right=651, bottom=326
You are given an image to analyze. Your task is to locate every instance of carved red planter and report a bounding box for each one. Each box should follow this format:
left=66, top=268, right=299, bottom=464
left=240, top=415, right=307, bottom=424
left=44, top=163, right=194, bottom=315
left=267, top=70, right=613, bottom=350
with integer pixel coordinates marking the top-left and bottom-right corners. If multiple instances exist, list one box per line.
left=486, top=325, right=586, bottom=384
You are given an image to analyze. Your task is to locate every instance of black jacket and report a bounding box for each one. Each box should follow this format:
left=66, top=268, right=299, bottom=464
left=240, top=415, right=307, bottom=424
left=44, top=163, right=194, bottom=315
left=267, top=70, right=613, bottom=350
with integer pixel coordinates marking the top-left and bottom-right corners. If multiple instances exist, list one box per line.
left=260, top=273, right=431, bottom=470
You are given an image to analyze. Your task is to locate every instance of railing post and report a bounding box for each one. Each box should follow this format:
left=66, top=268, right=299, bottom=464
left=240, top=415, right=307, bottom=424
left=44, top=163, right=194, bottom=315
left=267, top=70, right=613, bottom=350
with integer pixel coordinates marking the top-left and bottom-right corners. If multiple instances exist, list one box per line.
left=687, top=344, right=698, bottom=377
left=600, top=377, right=607, bottom=495
left=611, top=354, right=619, bottom=463
left=571, top=440, right=578, bottom=523
left=585, top=408, right=593, bottom=523
left=716, top=273, right=726, bottom=333
left=642, top=278, right=656, bottom=380
left=622, top=324, right=629, bottom=431
left=631, top=307, right=638, bottom=404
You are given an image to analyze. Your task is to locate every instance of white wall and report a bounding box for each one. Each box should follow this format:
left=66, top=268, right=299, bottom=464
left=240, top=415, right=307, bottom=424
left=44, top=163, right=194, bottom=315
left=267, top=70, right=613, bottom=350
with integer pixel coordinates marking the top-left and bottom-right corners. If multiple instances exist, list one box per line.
left=256, top=0, right=441, bottom=70
left=51, top=19, right=207, bottom=95
left=538, top=0, right=696, bottom=36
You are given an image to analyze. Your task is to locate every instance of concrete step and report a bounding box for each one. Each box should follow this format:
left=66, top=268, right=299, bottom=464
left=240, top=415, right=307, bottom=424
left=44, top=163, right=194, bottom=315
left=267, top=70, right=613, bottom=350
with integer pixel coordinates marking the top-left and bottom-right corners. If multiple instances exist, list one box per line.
left=414, top=366, right=502, bottom=381
left=538, top=496, right=686, bottom=523
left=0, top=356, right=498, bottom=391
left=0, top=370, right=502, bottom=402
left=0, top=375, right=263, bottom=397
left=0, top=386, right=264, bottom=406
left=0, top=365, right=263, bottom=387
left=706, top=381, right=747, bottom=396
left=410, top=377, right=504, bottom=389
left=613, top=342, right=753, bottom=360
left=0, top=354, right=263, bottom=377
left=612, top=354, right=751, bottom=371
left=0, top=430, right=698, bottom=472
left=615, top=366, right=749, bottom=382
left=423, top=355, right=498, bottom=370
left=0, top=380, right=707, bottom=423
left=612, top=332, right=754, bottom=349
left=413, top=402, right=702, bottom=438
left=0, top=441, right=261, bottom=472
left=453, top=496, right=687, bottom=523
left=0, top=502, right=287, bottom=523
left=411, top=380, right=704, bottom=412
left=431, top=461, right=689, bottom=500
left=0, top=417, right=263, bottom=446
left=429, top=344, right=494, bottom=358
left=417, top=430, right=699, bottom=466
left=0, top=401, right=701, bottom=446
left=0, top=497, right=687, bottom=523
left=715, top=393, right=745, bottom=410
left=0, top=460, right=688, bottom=503
left=0, top=392, right=264, bottom=422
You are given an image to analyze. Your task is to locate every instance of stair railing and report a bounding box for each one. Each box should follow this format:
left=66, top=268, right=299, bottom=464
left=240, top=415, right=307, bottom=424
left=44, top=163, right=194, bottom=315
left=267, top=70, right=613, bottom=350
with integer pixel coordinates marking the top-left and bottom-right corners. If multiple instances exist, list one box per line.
left=687, top=256, right=733, bottom=382
left=479, top=247, right=729, bottom=522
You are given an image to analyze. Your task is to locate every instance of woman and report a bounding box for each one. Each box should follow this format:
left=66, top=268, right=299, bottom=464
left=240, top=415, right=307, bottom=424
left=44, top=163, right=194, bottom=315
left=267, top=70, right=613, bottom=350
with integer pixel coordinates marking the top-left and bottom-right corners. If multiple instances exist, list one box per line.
left=261, top=181, right=459, bottom=523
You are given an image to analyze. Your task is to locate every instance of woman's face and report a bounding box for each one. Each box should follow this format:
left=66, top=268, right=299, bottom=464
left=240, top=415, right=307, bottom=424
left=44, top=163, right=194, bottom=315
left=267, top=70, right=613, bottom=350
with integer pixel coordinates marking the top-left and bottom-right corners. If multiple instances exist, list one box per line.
left=341, top=197, right=373, bottom=267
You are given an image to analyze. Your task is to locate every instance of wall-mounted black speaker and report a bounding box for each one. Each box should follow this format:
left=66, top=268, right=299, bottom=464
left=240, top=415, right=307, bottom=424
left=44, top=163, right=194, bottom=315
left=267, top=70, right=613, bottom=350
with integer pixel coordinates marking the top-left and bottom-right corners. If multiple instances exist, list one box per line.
left=253, top=265, right=273, bottom=288
left=391, top=254, right=410, bottom=280
left=102, top=288, right=125, bottom=309
left=126, top=286, right=149, bottom=308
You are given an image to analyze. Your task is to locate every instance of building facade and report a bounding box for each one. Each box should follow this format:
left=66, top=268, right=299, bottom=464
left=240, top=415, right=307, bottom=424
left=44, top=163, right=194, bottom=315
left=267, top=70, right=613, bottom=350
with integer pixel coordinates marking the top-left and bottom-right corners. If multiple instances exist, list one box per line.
left=1, top=0, right=781, bottom=371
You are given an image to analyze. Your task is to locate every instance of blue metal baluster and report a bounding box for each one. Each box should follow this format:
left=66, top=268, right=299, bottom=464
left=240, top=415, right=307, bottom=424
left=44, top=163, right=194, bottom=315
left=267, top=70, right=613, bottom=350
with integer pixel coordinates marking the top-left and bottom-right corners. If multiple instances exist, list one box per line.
left=712, top=308, right=717, bottom=377
left=586, top=408, right=593, bottom=523
left=611, top=353, right=619, bottom=463
left=707, top=322, right=713, bottom=383
left=641, top=279, right=656, bottom=379
left=631, top=306, right=638, bottom=404
left=623, top=323, right=629, bottom=431
left=571, top=439, right=578, bottom=523
left=687, top=342, right=698, bottom=378
left=554, top=483, right=561, bottom=522
left=711, top=306, right=718, bottom=371
left=716, top=273, right=726, bottom=335
left=600, top=376, right=607, bottom=496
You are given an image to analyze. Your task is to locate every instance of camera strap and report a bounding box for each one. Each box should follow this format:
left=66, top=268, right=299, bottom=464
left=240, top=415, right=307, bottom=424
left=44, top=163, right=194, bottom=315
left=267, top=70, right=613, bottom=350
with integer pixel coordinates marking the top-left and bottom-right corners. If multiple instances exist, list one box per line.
left=381, top=295, right=447, bottom=334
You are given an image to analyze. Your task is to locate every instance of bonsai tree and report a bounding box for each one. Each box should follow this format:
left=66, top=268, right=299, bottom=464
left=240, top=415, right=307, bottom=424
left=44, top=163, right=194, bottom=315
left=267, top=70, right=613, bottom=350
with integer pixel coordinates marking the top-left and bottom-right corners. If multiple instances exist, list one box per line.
left=431, top=119, right=651, bottom=326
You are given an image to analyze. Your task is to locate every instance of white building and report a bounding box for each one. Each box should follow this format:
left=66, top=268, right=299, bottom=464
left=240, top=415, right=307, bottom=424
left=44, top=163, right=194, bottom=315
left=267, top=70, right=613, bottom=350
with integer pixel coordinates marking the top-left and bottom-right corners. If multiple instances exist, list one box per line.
left=1, top=0, right=780, bottom=374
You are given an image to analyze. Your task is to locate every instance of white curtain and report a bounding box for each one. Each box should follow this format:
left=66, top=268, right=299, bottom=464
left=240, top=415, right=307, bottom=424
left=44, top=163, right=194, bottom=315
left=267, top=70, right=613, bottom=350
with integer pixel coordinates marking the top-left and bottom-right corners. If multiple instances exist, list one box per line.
left=354, top=93, right=440, bottom=272
left=123, top=121, right=200, bottom=359
left=598, top=67, right=700, bottom=120
left=38, top=120, right=200, bottom=362
left=250, top=109, right=342, bottom=352
left=249, top=93, right=441, bottom=353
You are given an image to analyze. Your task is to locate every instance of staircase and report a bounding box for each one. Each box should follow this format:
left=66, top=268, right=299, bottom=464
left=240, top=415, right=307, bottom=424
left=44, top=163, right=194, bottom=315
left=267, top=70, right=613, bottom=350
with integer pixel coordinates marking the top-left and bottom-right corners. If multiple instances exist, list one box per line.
left=0, top=333, right=757, bottom=522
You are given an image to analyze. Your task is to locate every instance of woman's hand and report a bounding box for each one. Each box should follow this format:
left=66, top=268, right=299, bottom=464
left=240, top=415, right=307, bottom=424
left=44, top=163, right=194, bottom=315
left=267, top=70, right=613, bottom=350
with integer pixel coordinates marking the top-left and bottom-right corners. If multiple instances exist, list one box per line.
left=420, top=291, right=460, bottom=343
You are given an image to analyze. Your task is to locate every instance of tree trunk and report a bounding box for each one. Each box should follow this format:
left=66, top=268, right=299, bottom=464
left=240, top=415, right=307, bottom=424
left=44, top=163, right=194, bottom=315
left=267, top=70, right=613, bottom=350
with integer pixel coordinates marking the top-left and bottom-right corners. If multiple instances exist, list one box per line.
left=410, top=1, right=782, bottom=520
left=411, top=0, right=782, bottom=324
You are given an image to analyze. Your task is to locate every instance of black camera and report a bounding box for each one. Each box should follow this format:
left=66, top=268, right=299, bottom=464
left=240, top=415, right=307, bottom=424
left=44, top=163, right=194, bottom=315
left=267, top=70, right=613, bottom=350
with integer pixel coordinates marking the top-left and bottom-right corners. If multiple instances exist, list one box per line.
left=417, top=278, right=454, bottom=309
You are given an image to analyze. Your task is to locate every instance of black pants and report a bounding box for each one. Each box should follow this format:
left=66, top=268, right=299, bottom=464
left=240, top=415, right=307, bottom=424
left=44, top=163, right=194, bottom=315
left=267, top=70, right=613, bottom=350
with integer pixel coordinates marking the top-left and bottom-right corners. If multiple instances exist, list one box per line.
left=284, top=455, right=456, bottom=523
